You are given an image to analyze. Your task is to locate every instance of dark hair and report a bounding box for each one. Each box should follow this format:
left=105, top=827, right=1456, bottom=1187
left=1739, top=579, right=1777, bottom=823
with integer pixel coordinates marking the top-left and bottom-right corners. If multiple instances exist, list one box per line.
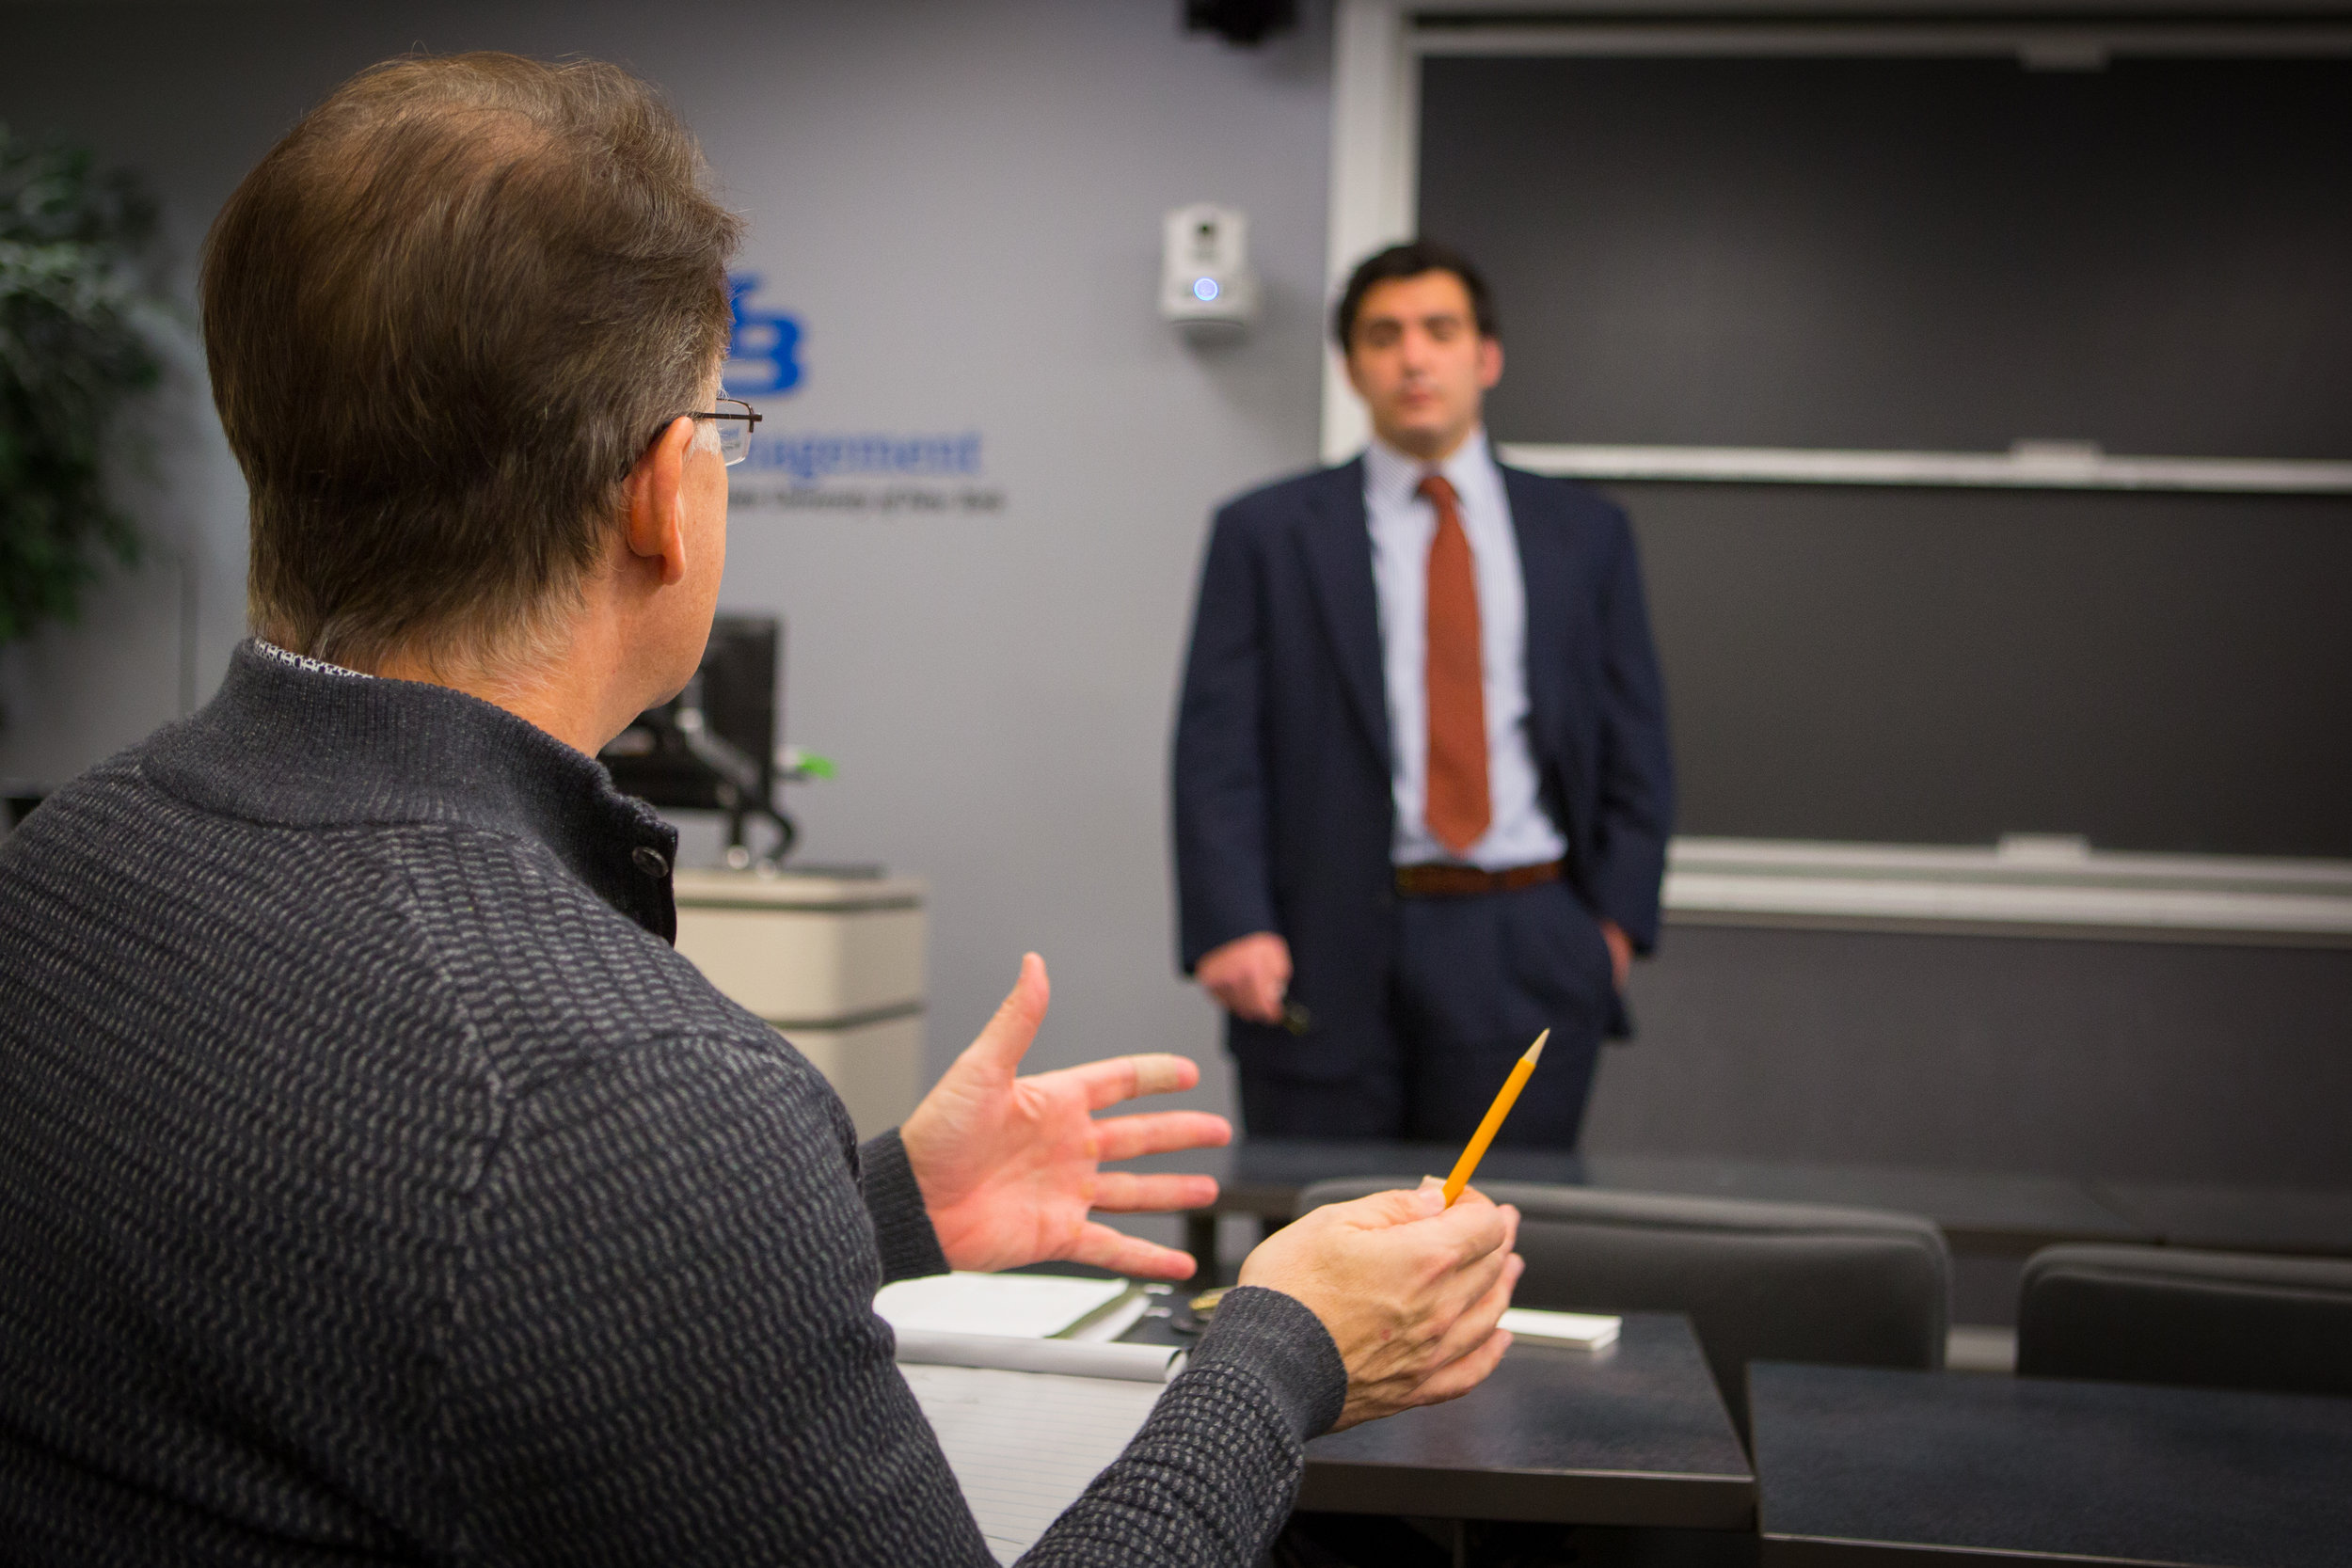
left=202, top=53, right=743, bottom=668
left=1331, top=240, right=1498, bottom=351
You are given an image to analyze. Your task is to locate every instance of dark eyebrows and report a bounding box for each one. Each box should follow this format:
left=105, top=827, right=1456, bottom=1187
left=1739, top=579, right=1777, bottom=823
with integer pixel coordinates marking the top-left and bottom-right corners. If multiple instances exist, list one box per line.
left=1359, top=309, right=1471, bottom=336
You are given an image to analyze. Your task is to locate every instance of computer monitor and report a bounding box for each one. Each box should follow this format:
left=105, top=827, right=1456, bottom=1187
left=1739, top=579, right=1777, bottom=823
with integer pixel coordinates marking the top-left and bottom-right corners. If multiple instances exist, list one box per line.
left=598, top=614, right=795, bottom=861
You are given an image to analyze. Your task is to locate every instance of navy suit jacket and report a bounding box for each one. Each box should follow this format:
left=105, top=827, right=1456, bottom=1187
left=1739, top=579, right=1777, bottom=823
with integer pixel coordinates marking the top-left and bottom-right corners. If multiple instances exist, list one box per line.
left=1172, top=457, right=1674, bottom=1083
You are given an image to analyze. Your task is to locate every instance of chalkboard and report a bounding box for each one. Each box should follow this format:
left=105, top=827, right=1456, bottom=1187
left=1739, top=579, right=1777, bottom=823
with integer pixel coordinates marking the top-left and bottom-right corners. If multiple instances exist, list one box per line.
left=1419, top=52, right=2352, bottom=858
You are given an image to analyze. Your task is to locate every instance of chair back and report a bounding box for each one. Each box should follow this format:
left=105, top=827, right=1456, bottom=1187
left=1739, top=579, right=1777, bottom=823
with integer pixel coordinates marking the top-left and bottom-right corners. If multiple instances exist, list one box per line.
left=1296, top=1177, right=1948, bottom=1438
left=2016, top=1243, right=2352, bottom=1398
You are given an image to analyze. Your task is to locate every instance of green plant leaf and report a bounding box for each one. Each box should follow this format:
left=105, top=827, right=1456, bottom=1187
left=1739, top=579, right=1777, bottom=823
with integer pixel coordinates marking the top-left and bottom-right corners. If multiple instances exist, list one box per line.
left=0, top=123, right=164, bottom=653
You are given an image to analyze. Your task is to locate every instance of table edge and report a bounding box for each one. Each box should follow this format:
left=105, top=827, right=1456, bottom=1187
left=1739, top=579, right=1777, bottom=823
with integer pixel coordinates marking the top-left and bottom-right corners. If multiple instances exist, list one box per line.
left=1298, top=1457, right=1756, bottom=1529
left=1761, top=1529, right=2207, bottom=1567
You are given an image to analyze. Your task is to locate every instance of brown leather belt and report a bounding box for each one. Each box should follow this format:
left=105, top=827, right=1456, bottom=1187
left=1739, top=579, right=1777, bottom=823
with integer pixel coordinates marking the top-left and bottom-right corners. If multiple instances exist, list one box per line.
left=1394, top=858, right=1565, bottom=898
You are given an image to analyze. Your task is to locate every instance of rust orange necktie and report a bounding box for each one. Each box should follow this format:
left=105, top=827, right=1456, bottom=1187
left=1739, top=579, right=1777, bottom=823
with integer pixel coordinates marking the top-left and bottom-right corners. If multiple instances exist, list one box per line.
left=1419, top=472, right=1489, bottom=856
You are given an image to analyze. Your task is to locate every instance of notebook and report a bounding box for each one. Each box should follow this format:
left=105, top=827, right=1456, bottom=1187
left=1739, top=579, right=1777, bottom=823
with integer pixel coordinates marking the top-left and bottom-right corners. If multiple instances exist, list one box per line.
left=874, top=1271, right=1135, bottom=1339
left=1499, top=1307, right=1621, bottom=1349
left=881, top=1273, right=1175, bottom=1564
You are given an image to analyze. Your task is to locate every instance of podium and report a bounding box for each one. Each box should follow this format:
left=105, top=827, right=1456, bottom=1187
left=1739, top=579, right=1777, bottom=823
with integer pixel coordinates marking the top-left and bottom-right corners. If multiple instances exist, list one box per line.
left=671, top=869, right=928, bottom=1137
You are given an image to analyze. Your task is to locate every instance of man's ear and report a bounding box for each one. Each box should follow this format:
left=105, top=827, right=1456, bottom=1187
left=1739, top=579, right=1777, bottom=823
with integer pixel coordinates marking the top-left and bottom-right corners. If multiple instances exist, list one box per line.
left=1342, top=343, right=1375, bottom=402
left=1476, top=335, right=1503, bottom=391
left=624, top=415, right=698, bottom=587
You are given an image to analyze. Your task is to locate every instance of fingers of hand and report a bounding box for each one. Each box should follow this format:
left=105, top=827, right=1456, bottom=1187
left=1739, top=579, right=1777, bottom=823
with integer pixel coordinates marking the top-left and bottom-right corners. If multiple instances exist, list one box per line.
left=1346, top=1185, right=1448, bottom=1229
left=1089, top=1170, right=1219, bottom=1212
left=1407, top=1325, right=1514, bottom=1409
left=968, top=953, right=1050, bottom=1074
left=1429, top=1235, right=1516, bottom=1327
left=1601, top=922, right=1633, bottom=988
left=1063, top=1221, right=1200, bottom=1282
left=1063, top=1053, right=1201, bottom=1112
left=1428, top=1251, right=1522, bottom=1369
left=1216, top=976, right=1277, bottom=1024
left=1429, top=1195, right=1513, bottom=1267
left=1252, top=973, right=1286, bottom=1021
left=1478, top=1201, right=1521, bottom=1261
left=1088, top=1109, right=1231, bottom=1162
left=1203, top=938, right=1288, bottom=1023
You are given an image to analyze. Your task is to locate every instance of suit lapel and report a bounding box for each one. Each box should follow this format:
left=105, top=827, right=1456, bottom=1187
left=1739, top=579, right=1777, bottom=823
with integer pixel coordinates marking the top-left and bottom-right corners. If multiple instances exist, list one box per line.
left=1293, top=461, right=1391, bottom=764
left=1504, top=466, right=1581, bottom=784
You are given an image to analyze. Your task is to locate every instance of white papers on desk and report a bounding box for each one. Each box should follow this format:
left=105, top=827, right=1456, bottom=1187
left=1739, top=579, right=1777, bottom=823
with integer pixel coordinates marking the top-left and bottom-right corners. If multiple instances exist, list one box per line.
left=900, top=1365, right=1168, bottom=1565
left=884, top=1278, right=1138, bottom=1335
left=875, top=1271, right=1131, bottom=1338
left=1499, top=1307, right=1621, bottom=1349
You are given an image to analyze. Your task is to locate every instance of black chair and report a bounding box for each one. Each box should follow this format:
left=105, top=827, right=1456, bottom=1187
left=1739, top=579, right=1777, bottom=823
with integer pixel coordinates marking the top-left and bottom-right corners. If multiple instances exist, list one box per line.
left=2016, top=1243, right=2352, bottom=1398
left=1296, top=1177, right=1949, bottom=1438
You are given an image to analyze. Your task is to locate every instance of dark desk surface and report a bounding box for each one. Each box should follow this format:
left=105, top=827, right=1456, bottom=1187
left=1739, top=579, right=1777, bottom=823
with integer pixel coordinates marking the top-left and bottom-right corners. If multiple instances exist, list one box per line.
left=1750, top=1361, right=2352, bottom=1567
left=1296, top=1311, right=1755, bottom=1529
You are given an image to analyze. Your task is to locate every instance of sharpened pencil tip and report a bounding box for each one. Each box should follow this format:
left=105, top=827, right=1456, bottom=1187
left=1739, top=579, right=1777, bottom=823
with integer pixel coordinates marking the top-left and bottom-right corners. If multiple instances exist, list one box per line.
left=1525, top=1028, right=1549, bottom=1065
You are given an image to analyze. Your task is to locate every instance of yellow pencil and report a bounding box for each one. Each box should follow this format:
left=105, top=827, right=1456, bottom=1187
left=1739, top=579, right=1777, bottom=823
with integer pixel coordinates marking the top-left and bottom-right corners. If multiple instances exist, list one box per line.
left=1439, top=1029, right=1549, bottom=1208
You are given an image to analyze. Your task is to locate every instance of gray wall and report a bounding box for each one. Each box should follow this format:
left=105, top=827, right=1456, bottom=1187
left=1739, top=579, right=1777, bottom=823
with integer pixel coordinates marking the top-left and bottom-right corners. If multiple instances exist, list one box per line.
left=0, top=1, right=1334, bottom=1183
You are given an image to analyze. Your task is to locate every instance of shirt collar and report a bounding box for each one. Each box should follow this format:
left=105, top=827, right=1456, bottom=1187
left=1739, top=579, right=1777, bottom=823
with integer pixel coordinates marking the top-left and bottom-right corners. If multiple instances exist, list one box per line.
left=253, top=639, right=374, bottom=680
left=142, top=641, right=678, bottom=942
left=1362, top=425, right=1496, bottom=513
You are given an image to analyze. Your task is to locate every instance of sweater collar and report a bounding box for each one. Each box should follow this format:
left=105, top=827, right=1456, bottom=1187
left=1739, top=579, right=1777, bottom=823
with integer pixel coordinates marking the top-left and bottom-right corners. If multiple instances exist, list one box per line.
left=142, top=641, right=677, bottom=942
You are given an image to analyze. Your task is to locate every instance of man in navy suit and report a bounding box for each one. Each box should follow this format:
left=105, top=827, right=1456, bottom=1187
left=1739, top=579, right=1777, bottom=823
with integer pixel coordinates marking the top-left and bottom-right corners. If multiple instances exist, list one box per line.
left=1173, top=241, right=1674, bottom=1148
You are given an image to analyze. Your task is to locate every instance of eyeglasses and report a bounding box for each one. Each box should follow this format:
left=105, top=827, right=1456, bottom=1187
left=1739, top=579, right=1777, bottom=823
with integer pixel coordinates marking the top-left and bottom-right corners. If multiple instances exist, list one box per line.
left=689, top=397, right=763, bottom=466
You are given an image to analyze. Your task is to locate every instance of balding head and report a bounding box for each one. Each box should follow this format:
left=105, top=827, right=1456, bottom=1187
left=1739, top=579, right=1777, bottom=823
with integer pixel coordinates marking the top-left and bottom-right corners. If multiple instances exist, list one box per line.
left=203, top=53, right=742, bottom=671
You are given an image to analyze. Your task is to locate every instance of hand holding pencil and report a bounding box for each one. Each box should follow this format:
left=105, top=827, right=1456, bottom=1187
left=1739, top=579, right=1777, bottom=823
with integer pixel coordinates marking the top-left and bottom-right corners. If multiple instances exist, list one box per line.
left=1237, top=1027, right=1551, bottom=1432
left=1241, top=1179, right=1522, bottom=1431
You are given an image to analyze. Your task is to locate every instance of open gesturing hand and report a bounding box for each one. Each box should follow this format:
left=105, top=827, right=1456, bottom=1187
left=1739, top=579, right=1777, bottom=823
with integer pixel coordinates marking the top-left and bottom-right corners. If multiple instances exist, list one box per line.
left=899, top=953, right=1232, bottom=1280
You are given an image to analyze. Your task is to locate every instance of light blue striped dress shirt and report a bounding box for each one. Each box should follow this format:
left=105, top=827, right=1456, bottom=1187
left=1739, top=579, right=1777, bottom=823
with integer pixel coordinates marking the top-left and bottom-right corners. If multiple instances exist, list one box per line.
left=1363, top=429, right=1568, bottom=871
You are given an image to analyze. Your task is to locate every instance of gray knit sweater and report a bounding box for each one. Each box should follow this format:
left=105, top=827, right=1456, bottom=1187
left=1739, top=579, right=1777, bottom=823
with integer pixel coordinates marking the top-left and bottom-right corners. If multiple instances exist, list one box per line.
left=0, top=643, right=1344, bottom=1564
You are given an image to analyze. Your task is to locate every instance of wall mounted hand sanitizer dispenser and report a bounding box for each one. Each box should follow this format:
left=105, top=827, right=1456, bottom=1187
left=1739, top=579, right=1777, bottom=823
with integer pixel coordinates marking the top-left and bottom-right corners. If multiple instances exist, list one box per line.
left=1161, top=203, right=1259, bottom=333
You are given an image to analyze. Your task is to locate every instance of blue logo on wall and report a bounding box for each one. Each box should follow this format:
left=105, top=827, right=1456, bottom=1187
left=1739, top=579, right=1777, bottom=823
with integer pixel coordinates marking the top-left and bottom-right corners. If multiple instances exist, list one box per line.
left=723, top=275, right=802, bottom=396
